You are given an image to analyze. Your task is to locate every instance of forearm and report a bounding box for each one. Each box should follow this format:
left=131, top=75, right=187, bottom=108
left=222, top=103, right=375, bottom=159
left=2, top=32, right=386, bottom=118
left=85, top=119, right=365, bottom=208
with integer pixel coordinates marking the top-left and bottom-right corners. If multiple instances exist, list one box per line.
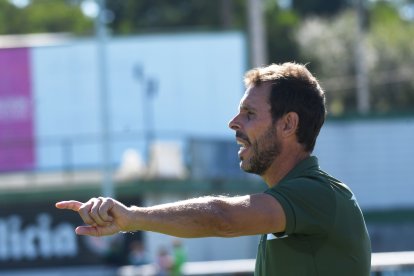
left=56, top=193, right=284, bottom=238
left=125, top=196, right=235, bottom=238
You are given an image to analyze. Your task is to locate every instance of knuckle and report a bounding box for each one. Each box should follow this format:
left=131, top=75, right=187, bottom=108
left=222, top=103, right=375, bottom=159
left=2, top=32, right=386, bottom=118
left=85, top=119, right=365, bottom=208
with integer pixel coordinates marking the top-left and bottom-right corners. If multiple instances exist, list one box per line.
left=88, top=197, right=98, bottom=203
left=89, top=209, right=100, bottom=220
left=80, top=214, right=94, bottom=225
left=99, top=204, right=108, bottom=214
left=90, top=204, right=99, bottom=212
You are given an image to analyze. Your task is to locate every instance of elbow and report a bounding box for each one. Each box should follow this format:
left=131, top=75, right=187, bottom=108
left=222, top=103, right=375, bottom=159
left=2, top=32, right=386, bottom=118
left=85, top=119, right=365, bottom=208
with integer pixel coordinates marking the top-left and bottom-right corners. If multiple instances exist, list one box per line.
left=213, top=217, right=235, bottom=237
left=209, top=200, right=240, bottom=238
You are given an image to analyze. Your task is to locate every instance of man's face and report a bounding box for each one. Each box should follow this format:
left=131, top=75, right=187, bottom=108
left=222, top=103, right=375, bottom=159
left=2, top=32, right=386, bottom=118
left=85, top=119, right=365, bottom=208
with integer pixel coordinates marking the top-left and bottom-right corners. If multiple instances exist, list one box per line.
left=228, top=84, right=281, bottom=176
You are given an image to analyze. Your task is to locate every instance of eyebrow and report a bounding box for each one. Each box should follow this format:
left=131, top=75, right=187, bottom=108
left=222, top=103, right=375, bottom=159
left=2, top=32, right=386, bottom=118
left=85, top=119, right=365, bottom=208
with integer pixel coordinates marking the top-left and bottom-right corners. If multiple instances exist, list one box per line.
left=239, top=103, right=256, bottom=112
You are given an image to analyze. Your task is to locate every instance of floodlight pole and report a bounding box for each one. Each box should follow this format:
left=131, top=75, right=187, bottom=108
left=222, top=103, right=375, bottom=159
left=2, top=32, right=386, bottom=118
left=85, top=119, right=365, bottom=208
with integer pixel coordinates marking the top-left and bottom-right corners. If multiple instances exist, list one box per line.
left=133, top=65, right=157, bottom=164
left=95, top=0, right=114, bottom=197
left=143, top=78, right=157, bottom=163
left=247, top=0, right=267, bottom=67
left=355, top=0, right=370, bottom=114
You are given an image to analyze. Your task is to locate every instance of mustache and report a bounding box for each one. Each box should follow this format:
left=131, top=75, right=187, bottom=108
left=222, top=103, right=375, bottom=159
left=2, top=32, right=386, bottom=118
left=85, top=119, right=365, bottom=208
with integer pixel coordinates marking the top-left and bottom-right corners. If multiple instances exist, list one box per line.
left=236, top=131, right=250, bottom=144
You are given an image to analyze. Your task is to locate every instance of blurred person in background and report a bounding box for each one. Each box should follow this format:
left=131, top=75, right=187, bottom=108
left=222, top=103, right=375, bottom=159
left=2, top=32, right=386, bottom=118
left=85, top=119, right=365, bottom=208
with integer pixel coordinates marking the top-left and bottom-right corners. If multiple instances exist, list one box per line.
left=155, top=246, right=173, bottom=276
left=128, top=240, right=150, bottom=266
left=56, top=62, right=371, bottom=275
left=171, top=239, right=186, bottom=276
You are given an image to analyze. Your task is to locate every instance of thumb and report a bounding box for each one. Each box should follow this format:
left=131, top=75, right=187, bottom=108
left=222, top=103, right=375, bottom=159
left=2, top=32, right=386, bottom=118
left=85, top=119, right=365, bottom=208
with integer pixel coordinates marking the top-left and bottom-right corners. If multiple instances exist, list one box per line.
left=55, top=200, right=83, bottom=211
left=75, top=225, right=117, bottom=237
left=75, top=225, right=100, bottom=236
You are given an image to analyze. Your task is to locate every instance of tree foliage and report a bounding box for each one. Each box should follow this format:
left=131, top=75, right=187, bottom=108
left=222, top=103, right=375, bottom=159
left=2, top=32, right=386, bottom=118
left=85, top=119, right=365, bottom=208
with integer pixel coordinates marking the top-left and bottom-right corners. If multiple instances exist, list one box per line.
left=265, top=1, right=300, bottom=63
left=0, top=0, right=301, bottom=64
left=106, top=0, right=236, bottom=34
left=1, top=0, right=413, bottom=115
left=367, top=2, right=414, bottom=113
left=0, top=0, right=93, bottom=35
left=296, top=2, right=414, bottom=115
left=292, top=0, right=348, bottom=16
left=106, top=0, right=301, bottom=64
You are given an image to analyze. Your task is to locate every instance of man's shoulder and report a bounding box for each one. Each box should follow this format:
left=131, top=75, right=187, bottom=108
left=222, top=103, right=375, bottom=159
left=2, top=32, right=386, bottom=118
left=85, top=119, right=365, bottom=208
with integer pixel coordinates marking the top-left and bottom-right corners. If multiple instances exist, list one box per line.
left=265, top=175, right=336, bottom=213
left=276, top=172, right=333, bottom=194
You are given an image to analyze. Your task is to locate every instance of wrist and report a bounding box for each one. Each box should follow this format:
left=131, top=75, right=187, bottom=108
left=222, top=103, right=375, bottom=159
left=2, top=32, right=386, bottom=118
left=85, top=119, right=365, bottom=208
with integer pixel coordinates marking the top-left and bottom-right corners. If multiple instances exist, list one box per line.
left=122, top=205, right=140, bottom=232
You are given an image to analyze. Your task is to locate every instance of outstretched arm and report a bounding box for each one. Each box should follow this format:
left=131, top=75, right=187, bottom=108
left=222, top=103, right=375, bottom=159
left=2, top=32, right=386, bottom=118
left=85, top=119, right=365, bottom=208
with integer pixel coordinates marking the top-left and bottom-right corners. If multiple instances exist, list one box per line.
left=56, top=194, right=286, bottom=238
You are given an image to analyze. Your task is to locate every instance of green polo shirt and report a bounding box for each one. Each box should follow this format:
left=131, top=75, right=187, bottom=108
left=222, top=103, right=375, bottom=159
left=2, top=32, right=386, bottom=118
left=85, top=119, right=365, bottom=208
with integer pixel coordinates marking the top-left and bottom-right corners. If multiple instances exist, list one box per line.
left=255, top=156, right=371, bottom=276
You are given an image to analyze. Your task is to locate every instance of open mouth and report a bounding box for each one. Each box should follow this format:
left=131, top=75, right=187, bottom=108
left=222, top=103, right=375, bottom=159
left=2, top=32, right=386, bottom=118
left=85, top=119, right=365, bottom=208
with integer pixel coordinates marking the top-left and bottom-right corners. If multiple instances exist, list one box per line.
left=236, top=137, right=250, bottom=158
left=236, top=138, right=249, bottom=148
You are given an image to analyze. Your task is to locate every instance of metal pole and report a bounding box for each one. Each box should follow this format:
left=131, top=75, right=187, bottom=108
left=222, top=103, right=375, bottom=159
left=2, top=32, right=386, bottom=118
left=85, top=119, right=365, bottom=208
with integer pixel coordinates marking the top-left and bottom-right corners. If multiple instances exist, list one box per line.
left=133, top=66, right=158, bottom=165
left=247, top=0, right=267, bottom=67
left=95, top=0, right=114, bottom=197
left=144, top=78, right=157, bottom=164
left=142, top=79, right=151, bottom=163
left=355, top=0, right=370, bottom=114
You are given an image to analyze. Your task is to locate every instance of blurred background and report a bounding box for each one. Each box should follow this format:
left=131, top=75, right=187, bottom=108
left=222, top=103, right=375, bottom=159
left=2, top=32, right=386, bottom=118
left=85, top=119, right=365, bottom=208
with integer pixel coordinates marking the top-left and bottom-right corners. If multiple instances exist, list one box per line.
left=0, top=0, right=413, bottom=275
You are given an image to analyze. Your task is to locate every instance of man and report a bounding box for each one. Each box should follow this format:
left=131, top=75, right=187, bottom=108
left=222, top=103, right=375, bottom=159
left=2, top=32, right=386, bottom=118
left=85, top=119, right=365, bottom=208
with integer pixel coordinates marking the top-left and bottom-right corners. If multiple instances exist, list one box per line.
left=56, top=62, right=371, bottom=275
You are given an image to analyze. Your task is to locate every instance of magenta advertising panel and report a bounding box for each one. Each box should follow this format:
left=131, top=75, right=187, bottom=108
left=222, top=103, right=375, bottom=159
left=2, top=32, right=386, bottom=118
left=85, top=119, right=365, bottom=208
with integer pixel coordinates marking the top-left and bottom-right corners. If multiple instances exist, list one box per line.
left=0, top=48, right=35, bottom=172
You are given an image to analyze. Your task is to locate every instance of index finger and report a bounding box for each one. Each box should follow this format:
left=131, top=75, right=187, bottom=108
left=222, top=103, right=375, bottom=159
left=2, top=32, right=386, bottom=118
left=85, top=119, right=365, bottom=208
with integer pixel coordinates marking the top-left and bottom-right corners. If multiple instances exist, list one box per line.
left=55, top=200, right=83, bottom=211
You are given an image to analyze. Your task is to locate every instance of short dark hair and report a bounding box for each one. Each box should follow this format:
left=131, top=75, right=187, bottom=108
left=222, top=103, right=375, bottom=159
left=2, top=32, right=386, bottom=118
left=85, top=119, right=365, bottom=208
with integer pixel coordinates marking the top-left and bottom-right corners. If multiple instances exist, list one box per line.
left=244, top=62, right=326, bottom=152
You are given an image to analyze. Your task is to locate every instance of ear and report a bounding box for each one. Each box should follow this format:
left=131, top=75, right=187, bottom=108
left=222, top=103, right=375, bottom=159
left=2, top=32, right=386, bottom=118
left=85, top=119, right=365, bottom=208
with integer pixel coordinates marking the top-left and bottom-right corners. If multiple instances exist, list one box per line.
left=280, top=112, right=299, bottom=138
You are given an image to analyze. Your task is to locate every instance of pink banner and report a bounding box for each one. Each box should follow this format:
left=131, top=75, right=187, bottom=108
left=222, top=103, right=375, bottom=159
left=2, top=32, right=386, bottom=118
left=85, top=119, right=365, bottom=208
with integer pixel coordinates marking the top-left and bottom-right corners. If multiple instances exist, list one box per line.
left=0, top=48, right=35, bottom=171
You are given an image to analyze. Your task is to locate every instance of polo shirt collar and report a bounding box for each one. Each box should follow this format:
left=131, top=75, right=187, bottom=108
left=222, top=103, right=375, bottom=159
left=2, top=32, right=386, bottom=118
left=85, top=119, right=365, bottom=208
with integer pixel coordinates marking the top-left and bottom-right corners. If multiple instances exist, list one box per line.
left=279, top=155, right=319, bottom=183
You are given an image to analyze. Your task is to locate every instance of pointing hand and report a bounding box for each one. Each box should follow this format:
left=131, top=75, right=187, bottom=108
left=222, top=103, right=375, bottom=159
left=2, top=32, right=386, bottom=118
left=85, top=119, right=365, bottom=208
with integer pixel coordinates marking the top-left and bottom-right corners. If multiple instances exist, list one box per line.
left=56, top=197, right=131, bottom=236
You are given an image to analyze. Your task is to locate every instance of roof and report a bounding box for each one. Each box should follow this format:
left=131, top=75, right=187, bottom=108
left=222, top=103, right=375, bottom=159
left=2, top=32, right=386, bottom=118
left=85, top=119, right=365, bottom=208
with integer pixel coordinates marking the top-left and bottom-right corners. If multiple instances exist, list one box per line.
left=0, top=33, right=72, bottom=49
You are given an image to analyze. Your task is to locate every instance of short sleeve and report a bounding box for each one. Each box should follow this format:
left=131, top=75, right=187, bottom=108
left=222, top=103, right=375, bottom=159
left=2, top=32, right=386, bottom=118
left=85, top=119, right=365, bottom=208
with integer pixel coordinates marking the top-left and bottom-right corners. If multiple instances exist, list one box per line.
left=265, top=178, right=336, bottom=236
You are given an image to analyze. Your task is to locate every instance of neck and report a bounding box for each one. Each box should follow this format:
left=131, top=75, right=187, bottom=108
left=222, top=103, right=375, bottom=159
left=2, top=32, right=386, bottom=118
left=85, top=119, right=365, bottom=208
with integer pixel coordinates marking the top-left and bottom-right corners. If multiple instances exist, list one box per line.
left=262, top=148, right=310, bottom=188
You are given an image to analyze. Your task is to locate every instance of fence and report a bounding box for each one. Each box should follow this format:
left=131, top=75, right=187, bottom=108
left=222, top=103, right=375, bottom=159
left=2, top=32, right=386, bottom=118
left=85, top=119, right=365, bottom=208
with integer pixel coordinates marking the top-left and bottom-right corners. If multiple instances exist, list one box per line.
left=118, top=251, right=414, bottom=276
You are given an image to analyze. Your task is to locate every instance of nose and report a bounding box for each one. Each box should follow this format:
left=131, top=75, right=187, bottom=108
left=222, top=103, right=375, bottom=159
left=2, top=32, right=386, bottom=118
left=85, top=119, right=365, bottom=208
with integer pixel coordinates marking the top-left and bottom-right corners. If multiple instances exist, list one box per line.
left=228, top=114, right=241, bottom=131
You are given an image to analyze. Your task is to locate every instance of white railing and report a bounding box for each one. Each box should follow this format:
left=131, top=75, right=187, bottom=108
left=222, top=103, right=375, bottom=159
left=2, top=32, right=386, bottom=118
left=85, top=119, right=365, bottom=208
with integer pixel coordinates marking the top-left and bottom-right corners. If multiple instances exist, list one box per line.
left=118, top=251, right=414, bottom=276
left=371, top=251, right=414, bottom=273
left=118, top=259, right=256, bottom=276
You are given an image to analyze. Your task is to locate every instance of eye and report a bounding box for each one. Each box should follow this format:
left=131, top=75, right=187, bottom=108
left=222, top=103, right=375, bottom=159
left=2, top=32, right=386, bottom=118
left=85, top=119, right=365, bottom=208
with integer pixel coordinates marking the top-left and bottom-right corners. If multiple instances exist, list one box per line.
left=247, top=111, right=255, bottom=120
